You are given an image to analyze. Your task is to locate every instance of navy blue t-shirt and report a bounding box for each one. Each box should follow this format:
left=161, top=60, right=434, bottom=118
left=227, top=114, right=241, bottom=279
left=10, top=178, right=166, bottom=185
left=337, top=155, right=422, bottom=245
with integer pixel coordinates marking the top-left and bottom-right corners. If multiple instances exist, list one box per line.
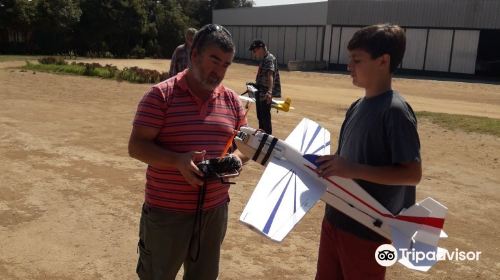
left=325, top=90, right=420, bottom=241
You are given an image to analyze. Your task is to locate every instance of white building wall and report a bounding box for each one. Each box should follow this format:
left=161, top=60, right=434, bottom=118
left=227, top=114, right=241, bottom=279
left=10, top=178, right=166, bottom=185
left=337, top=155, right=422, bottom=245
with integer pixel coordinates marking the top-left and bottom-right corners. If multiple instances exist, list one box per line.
left=338, top=27, right=359, bottom=64
left=277, top=27, right=287, bottom=64
left=243, top=27, right=253, bottom=59
left=328, top=27, right=342, bottom=64
left=305, top=26, right=318, bottom=61
left=240, top=27, right=246, bottom=58
left=268, top=27, right=279, bottom=60
left=450, top=30, right=480, bottom=74
left=296, top=27, right=307, bottom=61
left=284, top=27, right=297, bottom=63
left=323, top=25, right=332, bottom=62
left=217, top=2, right=484, bottom=75
left=316, top=27, right=324, bottom=61
left=403, top=28, right=427, bottom=70
left=425, top=29, right=454, bottom=72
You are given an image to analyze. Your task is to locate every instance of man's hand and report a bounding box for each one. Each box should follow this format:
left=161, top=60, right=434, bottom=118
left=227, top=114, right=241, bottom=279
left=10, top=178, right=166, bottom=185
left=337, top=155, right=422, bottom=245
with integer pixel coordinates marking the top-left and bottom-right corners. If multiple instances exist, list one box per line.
left=230, top=154, right=243, bottom=172
left=265, top=91, right=272, bottom=104
left=175, top=150, right=206, bottom=187
left=316, top=154, right=358, bottom=179
left=232, top=149, right=249, bottom=167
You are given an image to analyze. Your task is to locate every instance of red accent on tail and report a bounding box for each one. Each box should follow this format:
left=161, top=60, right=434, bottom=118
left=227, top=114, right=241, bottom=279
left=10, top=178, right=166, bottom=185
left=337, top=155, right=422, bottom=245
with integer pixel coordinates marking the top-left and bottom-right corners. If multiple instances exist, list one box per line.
left=305, top=165, right=445, bottom=229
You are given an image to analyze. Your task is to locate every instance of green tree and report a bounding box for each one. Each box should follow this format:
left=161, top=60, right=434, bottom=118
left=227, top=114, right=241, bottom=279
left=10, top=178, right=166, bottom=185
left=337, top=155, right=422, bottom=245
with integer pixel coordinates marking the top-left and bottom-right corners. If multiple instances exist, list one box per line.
left=149, top=0, right=191, bottom=58
left=0, top=0, right=253, bottom=56
left=76, top=0, right=147, bottom=57
left=32, top=0, right=82, bottom=54
left=0, top=0, right=37, bottom=53
left=190, top=0, right=254, bottom=25
left=212, top=0, right=254, bottom=9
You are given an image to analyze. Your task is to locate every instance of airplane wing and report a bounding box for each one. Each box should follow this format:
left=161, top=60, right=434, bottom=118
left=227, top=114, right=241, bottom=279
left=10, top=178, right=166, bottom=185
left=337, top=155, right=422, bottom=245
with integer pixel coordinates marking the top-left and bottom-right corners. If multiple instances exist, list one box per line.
left=239, top=95, right=256, bottom=103
left=239, top=118, right=330, bottom=241
left=238, top=95, right=294, bottom=112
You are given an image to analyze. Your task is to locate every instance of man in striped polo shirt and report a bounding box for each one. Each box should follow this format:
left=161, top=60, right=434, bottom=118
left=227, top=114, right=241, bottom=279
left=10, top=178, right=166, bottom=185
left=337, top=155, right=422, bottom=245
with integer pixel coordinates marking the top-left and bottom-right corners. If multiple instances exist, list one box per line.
left=129, top=24, right=248, bottom=280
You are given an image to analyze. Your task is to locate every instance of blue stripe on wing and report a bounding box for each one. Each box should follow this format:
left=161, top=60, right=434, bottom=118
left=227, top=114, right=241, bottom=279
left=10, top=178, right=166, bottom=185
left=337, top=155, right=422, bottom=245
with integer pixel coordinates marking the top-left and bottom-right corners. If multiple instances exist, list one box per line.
left=299, top=124, right=308, bottom=153
left=308, top=140, right=331, bottom=155
left=303, top=123, right=322, bottom=154
left=263, top=171, right=295, bottom=234
left=303, top=154, right=320, bottom=168
left=266, top=169, right=293, bottom=196
left=293, top=172, right=297, bottom=213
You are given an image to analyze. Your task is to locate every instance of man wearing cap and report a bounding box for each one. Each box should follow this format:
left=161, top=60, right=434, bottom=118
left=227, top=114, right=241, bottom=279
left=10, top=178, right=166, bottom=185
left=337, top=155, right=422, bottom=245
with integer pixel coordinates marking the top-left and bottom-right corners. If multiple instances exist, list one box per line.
left=169, top=27, right=197, bottom=77
left=249, top=39, right=281, bottom=134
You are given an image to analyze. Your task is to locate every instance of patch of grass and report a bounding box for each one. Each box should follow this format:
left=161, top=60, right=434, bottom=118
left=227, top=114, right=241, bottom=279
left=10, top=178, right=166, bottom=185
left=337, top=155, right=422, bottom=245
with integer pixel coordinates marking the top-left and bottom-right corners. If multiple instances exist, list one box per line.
left=24, top=61, right=87, bottom=75
left=22, top=58, right=168, bottom=84
left=89, top=66, right=117, bottom=79
left=117, top=66, right=168, bottom=83
left=417, top=111, right=500, bottom=137
left=23, top=61, right=120, bottom=80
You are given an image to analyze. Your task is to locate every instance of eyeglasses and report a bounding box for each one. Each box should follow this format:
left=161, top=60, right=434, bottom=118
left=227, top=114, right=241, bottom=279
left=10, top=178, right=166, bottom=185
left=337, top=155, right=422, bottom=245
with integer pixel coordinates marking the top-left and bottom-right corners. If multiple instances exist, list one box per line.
left=191, top=24, right=232, bottom=51
left=205, top=24, right=232, bottom=37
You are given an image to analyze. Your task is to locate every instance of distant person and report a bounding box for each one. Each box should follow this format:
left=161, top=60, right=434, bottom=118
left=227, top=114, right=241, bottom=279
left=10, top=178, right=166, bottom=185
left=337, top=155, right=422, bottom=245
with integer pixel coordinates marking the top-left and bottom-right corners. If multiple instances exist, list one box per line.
left=168, top=27, right=197, bottom=77
left=129, top=24, right=248, bottom=280
left=315, top=24, right=421, bottom=280
left=249, top=39, right=281, bottom=134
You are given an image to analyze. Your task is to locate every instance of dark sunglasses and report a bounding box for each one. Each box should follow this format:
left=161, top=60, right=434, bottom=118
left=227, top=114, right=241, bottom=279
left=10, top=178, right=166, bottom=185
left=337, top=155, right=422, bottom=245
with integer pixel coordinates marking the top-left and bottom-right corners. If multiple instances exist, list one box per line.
left=191, top=24, right=232, bottom=50
left=205, top=24, right=232, bottom=37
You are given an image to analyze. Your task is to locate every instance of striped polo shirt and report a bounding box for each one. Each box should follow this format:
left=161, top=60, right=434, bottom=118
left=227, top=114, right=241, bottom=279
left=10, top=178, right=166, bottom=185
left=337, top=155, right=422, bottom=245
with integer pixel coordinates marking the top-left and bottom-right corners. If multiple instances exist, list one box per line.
left=133, top=70, right=247, bottom=212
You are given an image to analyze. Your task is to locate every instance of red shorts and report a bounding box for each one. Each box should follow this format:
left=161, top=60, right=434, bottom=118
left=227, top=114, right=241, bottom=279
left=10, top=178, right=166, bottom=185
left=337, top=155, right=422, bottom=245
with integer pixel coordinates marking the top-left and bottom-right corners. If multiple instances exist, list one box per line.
left=316, top=218, right=387, bottom=280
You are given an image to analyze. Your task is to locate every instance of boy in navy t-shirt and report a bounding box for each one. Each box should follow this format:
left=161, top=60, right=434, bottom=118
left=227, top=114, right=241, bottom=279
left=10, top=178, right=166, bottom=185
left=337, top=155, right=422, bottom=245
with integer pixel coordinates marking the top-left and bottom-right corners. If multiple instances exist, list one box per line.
left=315, top=24, right=421, bottom=280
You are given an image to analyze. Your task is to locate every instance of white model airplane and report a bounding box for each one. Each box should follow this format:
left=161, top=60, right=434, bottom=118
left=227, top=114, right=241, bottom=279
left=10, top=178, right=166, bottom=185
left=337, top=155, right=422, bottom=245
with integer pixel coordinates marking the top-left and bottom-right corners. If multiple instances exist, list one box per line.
left=235, top=118, right=448, bottom=272
left=239, top=84, right=294, bottom=112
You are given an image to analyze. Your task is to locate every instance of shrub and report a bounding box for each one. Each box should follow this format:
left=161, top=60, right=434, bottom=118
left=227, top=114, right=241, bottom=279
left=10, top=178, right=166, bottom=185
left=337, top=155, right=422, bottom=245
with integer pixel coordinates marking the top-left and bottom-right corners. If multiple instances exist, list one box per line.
left=38, top=56, right=67, bottom=65
left=118, top=66, right=168, bottom=83
left=130, top=46, right=146, bottom=59
left=25, top=59, right=169, bottom=84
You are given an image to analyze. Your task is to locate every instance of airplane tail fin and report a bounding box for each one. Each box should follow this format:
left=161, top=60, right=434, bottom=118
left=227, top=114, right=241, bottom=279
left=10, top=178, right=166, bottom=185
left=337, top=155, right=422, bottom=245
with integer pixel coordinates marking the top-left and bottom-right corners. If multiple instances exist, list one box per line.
left=391, top=197, right=448, bottom=271
left=283, top=98, right=292, bottom=111
left=273, top=97, right=292, bottom=112
left=395, top=197, right=447, bottom=239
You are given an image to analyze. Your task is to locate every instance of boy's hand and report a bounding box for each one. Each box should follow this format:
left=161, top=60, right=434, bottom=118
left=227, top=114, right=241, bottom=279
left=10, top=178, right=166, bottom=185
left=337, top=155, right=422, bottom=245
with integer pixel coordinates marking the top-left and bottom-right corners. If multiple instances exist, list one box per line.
left=316, top=155, right=358, bottom=179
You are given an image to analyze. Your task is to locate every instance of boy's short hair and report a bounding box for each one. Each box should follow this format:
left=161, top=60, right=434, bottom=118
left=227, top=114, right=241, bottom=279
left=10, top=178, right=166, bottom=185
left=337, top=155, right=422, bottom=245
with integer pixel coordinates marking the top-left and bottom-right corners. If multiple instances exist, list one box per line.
left=347, top=24, right=406, bottom=73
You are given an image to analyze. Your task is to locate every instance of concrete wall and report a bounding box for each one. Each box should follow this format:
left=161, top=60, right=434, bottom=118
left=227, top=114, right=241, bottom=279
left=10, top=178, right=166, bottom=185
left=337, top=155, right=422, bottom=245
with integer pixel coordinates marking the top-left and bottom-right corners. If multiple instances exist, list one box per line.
left=214, top=2, right=328, bottom=26
left=225, top=25, right=324, bottom=65
left=327, top=0, right=500, bottom=29
left=216, top=1, right=489, bottom=74
left=323, top=26, right=480, bottom=74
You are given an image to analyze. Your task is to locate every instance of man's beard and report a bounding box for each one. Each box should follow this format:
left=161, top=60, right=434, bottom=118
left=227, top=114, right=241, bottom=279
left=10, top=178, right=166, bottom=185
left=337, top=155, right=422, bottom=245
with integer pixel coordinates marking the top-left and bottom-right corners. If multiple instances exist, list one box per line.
left=192, top=63, right=221, bottom=91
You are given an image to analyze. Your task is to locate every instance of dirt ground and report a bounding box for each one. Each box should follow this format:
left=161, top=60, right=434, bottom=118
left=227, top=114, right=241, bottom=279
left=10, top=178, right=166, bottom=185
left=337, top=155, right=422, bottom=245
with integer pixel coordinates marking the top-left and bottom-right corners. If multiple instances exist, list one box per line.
left=1, top=58, right=499, bottom=280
